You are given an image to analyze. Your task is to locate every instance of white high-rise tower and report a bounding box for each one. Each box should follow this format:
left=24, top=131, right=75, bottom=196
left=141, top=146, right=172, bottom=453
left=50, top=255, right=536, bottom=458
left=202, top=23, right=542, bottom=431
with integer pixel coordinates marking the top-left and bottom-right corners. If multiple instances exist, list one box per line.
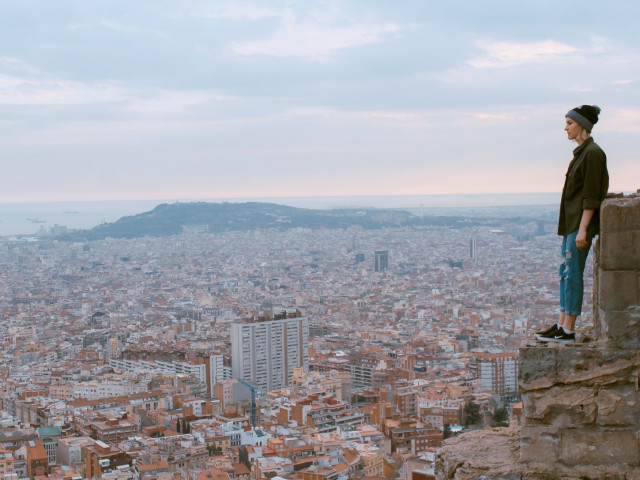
left=231, top=315, right=309, bottom=393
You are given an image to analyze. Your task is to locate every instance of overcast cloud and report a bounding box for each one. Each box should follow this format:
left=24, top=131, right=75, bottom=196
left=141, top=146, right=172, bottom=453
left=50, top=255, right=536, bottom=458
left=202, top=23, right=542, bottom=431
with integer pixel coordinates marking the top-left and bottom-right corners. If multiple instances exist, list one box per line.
left=0, top=0, right=638, bottom=202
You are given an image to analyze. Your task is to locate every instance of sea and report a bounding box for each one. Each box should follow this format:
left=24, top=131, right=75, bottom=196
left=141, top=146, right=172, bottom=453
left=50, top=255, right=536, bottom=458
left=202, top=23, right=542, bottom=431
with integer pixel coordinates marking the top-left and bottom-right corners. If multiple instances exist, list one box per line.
left=0, top=193, right=561, bottom=237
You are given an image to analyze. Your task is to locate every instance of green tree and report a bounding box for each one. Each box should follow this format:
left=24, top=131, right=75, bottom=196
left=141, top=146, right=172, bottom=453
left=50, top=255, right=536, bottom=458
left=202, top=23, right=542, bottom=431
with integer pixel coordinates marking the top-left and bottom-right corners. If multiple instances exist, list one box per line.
left=443, top=423, right=453, bottom=440
left=492, top=407, right=509, bottom=427
left=176, top=418, right=181, bottom=433
left=464, top=400, right=481, bottom=427
left=206, top=445, right=218, bottom=456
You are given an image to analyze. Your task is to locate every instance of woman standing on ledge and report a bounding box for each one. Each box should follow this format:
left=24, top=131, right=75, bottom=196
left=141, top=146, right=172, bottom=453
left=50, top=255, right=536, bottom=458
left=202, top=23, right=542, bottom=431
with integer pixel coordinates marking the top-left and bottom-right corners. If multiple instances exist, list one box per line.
left=537, top=105, right=609, bottom=343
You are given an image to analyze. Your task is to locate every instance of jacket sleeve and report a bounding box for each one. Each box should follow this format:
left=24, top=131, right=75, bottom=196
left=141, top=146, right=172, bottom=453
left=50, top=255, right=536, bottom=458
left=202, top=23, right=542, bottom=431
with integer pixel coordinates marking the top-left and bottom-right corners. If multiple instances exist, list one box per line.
left=581, top=148, right=608, bottom=210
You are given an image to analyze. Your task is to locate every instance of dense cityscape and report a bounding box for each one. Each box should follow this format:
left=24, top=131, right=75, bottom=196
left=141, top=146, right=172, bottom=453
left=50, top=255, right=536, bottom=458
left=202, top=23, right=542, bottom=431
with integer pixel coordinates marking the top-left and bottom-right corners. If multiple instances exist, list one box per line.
left=0, top=209, right=592, bottom=480
left=2, top=0, right=636, bottom=477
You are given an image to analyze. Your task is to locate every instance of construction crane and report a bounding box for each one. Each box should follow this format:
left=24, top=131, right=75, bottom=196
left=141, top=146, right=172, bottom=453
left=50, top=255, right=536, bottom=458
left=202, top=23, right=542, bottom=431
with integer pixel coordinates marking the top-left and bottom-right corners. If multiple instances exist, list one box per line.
left=237, top=378, right=258, bottom=427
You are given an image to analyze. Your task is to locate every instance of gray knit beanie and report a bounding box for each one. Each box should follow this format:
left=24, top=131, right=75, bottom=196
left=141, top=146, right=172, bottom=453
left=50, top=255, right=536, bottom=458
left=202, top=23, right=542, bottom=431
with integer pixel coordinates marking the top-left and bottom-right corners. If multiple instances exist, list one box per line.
left=566, top=105, right=601, bottom=132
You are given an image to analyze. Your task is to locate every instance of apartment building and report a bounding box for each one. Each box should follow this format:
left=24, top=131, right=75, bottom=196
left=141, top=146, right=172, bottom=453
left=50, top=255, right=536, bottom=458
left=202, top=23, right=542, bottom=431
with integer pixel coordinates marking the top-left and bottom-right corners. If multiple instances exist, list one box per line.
left=474, top=352, right=520, bottom=400
left=231, top=315, right=309, bottom=393
left=0, top=447, right=15, bottom=480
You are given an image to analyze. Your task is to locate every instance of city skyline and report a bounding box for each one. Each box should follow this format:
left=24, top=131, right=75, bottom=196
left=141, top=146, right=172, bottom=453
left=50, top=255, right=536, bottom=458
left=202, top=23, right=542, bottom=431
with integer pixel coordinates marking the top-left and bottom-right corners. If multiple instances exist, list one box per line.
left=1, top=1, right=639, bottom=203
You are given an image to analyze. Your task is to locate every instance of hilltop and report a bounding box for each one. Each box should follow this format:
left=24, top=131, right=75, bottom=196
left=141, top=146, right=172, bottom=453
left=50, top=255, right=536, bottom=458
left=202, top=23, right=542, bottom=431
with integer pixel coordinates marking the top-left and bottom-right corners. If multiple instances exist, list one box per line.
left=55, top=201, right=547, bottom=240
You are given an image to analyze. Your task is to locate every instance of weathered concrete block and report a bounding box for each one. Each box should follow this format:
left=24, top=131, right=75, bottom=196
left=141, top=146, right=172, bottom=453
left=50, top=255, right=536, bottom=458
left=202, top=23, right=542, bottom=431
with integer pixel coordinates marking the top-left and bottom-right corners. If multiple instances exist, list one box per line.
left=555, top=347, right=638, bottom=387
left=595, top=307, right=640, bottom=350
left=466, top=475, right=522, bottom=480
left=596, top=384, right=640, bottom=428
left=593, top=305, right=607, bottom=342
left=522, top=386, right=597, bottom=426
left=597, top=270, right=639, bottom=311
left=593, top=259, right=604, bottom=339
left=559, top=428, right=639, bottom=466
left=519, top=347, right=557, bottom=392
left=600, top=196, right=640, bottom=233
left=598, top=230, right=640, bottom=271
left=521, top=347, right=639, bottom=390
left=520, top=425, right=559, bottom=463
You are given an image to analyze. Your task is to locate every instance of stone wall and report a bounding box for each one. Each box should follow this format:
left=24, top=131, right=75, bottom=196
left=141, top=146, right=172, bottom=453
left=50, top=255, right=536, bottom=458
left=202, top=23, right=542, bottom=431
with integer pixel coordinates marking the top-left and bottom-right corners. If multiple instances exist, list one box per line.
left=594, top=194, right=640, bottom=349
left=436, top=194, right=640, bottom=480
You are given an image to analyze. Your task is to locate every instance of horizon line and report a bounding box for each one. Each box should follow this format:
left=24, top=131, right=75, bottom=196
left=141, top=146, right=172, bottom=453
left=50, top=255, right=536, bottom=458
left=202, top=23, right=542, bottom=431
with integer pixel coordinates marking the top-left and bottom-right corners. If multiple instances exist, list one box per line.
left=0, top=191, right=563, bottom=206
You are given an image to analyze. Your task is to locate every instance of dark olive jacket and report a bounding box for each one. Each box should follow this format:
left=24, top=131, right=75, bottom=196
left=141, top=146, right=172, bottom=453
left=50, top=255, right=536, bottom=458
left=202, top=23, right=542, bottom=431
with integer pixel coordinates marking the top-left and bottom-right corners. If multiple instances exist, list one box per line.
left=558, top=137, right=609, bottom=236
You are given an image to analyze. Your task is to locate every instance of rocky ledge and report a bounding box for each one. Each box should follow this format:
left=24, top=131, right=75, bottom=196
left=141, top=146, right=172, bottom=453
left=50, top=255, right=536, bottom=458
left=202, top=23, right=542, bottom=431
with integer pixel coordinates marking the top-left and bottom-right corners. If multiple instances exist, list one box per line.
left=435, top=426, right=640, bottom=480
left=436, top=195, right=640, bottom=480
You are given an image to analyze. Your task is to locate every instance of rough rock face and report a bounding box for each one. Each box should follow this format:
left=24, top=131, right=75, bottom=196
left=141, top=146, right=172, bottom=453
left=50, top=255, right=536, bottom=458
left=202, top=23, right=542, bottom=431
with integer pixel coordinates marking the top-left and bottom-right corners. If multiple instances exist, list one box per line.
left=435, top=426, right=636, bottom=480
left=434, top=427, right=521, bottom=480
left=436, top=194, right=640, bottom=480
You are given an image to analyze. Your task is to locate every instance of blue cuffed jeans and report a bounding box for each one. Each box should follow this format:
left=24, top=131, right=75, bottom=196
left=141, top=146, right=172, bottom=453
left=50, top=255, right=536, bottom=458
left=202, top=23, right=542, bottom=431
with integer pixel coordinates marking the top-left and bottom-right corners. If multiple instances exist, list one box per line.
left=559, top=226, right=596, bottom=316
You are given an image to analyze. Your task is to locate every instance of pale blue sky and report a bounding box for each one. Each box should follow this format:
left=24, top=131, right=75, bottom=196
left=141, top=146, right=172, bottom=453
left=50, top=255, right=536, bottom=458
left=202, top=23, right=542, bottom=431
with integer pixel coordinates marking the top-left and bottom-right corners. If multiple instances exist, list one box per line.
left=1, top=0, right=638, bottom=202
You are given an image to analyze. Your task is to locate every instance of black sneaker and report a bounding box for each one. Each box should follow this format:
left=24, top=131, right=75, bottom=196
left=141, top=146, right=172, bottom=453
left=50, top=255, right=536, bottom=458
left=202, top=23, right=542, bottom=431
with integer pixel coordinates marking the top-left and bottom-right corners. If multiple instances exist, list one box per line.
left=535, top=324, right=558, bottom=339
left=550, top=329, right=575, bottom=343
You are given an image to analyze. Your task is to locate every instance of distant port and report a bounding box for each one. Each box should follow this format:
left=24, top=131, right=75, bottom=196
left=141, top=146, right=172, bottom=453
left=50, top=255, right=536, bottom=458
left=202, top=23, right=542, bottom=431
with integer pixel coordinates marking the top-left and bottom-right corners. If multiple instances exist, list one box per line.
left=27, top=218, right=46, bottom=223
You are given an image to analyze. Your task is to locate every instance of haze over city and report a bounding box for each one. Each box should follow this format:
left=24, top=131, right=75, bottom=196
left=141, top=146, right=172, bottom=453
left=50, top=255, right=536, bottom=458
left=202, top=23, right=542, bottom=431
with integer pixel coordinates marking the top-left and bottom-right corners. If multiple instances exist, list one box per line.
left=1, top=0, right=639, bottom=203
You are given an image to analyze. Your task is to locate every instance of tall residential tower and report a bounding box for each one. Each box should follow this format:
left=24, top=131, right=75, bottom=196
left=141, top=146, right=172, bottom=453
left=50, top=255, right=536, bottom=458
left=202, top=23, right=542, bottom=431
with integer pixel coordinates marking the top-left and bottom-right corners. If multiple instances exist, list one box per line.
left=374, top=250, right=389, bottom=272
left=231, top=315, right=309, bottom=393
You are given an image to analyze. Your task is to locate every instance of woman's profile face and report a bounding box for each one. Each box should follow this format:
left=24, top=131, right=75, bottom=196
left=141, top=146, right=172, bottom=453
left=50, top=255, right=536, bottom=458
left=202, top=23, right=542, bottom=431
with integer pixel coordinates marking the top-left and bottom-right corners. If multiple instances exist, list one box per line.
left=564, top=117, right=583, bottom=141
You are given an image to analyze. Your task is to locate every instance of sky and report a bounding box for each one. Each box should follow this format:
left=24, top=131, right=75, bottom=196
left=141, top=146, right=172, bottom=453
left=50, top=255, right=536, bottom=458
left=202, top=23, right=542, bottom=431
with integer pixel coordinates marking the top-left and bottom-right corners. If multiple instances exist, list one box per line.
left=1, top=0, right=639, bottom=203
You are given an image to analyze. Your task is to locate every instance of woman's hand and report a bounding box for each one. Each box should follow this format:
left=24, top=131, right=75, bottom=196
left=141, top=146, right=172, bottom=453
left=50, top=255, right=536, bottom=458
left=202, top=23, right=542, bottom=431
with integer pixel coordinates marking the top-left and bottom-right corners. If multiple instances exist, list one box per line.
left=576, top=209, right=595, bottom=250
left=576, top=226, right=589, bottom=250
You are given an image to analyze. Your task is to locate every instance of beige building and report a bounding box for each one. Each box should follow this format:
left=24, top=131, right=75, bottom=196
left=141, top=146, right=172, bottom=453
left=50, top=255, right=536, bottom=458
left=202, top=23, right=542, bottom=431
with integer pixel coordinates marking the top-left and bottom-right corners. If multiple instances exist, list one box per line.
left=0, top=447, right=15, bottom=480
left=358, top=445, right=384, bottom=477
left=213, top=379, right=236, bottom=410
left=48, top=383, right=73, bottom=400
